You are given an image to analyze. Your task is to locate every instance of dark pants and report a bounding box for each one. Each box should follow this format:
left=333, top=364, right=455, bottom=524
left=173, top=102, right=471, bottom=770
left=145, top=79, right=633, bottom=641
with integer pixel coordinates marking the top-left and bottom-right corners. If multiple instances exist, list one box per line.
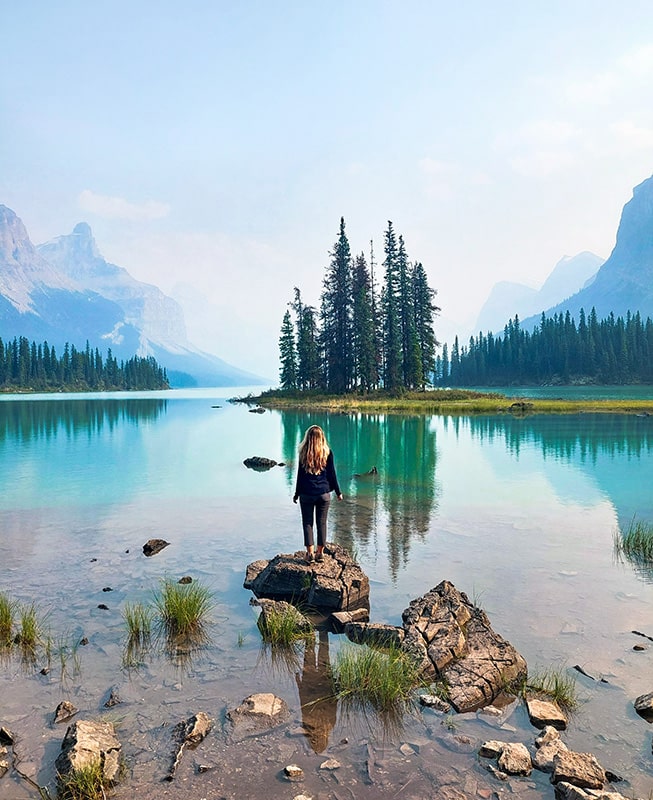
left=299, top=493, right=331, bottom=548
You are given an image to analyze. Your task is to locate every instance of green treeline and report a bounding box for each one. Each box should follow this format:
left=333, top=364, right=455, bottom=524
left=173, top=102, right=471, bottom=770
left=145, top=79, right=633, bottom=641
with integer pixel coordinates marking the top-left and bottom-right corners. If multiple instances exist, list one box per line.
left=279, top=218, right=440, bottom=393
left=439, top=309, right=653, bottom=386
left=0, top=336, right=169, bottom=392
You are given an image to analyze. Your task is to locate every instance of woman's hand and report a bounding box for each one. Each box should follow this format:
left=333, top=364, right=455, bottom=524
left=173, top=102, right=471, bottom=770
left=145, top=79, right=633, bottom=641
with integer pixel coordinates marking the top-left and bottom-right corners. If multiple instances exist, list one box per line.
left=337, top=493, right=343, bottom=501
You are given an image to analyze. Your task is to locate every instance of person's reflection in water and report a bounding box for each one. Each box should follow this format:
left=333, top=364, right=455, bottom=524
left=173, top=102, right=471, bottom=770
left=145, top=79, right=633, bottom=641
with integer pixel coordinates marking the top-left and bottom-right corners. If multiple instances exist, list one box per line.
left=295, top=630, right=338, bottom=753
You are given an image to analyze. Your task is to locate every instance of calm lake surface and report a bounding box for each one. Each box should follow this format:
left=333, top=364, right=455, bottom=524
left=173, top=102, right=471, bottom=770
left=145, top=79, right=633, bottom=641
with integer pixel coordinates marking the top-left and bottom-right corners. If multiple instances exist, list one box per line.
left=1, top=387, right=653, bottom=799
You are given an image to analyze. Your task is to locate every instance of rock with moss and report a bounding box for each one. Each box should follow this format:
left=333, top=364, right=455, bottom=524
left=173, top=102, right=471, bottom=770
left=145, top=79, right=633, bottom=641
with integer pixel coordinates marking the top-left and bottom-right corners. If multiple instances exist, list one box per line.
left=401, top=580, right=527, bottom=712
left=255, top=599, right=313, bottom=633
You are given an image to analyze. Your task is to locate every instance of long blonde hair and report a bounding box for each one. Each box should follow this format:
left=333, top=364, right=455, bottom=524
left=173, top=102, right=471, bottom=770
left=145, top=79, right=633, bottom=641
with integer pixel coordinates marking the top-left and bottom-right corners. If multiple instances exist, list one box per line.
left=298, top=425, right=330, bottom=474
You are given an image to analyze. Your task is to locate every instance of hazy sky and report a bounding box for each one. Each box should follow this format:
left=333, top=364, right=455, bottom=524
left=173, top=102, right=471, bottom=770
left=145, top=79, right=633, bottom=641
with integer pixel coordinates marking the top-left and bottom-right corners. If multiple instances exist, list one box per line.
left=3, top=1, right=653, bottom=376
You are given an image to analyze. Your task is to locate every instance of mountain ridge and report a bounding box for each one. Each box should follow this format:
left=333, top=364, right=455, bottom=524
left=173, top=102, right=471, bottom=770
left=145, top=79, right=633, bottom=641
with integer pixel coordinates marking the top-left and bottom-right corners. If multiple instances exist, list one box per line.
left=0, top=205, right=265, bottom=387
left=520, top=174, right=653, bottom=330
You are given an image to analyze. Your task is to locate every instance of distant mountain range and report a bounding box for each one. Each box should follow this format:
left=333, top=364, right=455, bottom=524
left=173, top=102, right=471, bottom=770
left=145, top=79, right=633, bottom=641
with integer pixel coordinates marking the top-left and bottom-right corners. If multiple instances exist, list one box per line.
left=474, top=252, right=604, bottom=334
left=521, top=173, right=653, bottom=330
left=476, top=173, right=653, bottom=337
left=0, top=205, right=265, bottom=387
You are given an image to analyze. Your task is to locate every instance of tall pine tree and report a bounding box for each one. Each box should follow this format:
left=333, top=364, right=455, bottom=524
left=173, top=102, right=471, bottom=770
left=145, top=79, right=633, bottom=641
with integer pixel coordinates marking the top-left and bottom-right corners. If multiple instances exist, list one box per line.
left=278, top=310, right=298, bottom=389
left=321, top=217, right=353, bottom=392
left=351, top=252, right=378, bottom=391
left=381, top=221, right=402, bottom=390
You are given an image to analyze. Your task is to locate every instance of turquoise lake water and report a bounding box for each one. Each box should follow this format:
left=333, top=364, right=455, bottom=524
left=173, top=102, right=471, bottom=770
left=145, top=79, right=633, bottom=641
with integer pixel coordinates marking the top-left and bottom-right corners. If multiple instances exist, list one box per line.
left=1, top=387, right=652, bottom=798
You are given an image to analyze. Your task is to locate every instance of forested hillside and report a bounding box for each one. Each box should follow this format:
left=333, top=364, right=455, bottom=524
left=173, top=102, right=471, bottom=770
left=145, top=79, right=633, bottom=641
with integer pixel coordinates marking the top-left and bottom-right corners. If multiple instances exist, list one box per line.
left=440, top=309, right=653, bottom=386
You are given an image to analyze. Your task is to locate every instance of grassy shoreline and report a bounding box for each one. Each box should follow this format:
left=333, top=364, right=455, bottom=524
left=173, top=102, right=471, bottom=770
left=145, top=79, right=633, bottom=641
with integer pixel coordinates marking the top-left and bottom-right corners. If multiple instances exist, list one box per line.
left=234, top=388, right=653, bottom=415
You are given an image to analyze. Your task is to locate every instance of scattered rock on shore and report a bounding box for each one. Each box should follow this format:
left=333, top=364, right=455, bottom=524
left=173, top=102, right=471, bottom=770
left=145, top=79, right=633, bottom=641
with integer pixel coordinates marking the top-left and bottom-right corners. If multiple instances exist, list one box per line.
left=142, top=538, right=170, bottom=556
left=634, top=691, right=653, bottom=721
left=54, top=700, right=78, bottom=724
left=526, top=696, right=568, bottom=730
left=55, top=719, right=121, bottom=785
left=227, top=693, right=290, bottom=738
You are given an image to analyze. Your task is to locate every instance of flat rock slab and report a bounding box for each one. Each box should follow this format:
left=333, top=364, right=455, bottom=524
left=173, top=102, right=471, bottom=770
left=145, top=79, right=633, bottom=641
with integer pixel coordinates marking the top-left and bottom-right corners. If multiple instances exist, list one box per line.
left=551, top=750, right=606, bottom=790
left=526, top=697, right=568, bottom=730
left=244, top=543, right=370, bottom=612
left=401, top=580, right=527, bottom=712
left=55, top=719, right=121, bottom=784
left=344, top=622, right=405, bottom=649
left=553, top=782, right=634, bottom=800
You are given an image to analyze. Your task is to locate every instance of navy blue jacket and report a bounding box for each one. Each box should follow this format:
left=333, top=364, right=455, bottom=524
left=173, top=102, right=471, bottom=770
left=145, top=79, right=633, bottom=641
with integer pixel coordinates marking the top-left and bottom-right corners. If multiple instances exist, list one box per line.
left=293, top=451, right=341, bottom=499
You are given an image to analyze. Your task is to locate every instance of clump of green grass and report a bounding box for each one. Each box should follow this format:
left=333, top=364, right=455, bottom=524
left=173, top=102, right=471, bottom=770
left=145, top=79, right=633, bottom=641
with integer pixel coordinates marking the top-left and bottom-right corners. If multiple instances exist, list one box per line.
left=330, top=644, right=424, bottom=714
left=122, top=601, right=155, bottom=670
left=17, top=602, right=39, bottom=644
left=123, top=602, right=153, bottom=644
left=614, top=516, right=653, bottom=564
left=0, top=592, right=15, bottom=648
left=524, top=666, right=579, bottom=713
left=152, top=578, right=214, bottom=638
left=257, top=603, right=313, bottom=648
left=16, top=602, right=41, bottom=661
left=57, top=762, right=107, bottom=800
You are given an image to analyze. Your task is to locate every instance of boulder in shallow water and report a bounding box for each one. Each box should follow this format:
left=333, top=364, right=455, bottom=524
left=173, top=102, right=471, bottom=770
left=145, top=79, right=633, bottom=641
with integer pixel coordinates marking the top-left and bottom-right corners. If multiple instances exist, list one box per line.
left=550, top=750, right=606, bottom=789
left=244, top=543, right=370, bottom=613
left=55, top=719, right=121, bottom=785
left=142, top=538, right=169, bottom=556
left=526, top=696, right=568, bottom=730
left=54, top=700, right=78, bottom=724
left=401, top=580, right=527, bottom=712
left=243, top=456, right=278, bottom=470
left=634, top=690, right=653, bottom=721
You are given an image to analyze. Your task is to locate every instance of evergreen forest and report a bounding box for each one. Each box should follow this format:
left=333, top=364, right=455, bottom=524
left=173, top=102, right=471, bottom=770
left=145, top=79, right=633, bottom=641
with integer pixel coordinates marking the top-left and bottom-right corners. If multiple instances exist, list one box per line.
left=279, top=218, right=440, bottom=393
left=0, top=336, right=169, bottom=392
left=439, top=309, right=653, bottom=386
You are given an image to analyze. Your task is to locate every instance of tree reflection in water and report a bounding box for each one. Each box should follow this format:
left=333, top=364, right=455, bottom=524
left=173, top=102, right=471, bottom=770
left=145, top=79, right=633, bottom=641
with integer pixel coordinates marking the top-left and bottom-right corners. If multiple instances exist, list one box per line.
left=280, top=410, right=440, bottom=580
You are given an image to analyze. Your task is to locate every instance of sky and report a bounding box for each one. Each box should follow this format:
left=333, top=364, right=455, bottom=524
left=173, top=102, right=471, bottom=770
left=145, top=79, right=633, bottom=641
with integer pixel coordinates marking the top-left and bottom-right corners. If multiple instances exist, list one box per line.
left=3, top=1, right=653, bottom=377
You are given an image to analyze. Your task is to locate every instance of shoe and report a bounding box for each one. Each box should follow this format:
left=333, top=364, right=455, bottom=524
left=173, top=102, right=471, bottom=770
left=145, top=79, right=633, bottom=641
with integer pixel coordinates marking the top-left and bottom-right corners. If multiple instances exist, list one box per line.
left=315, top=552, right=324, bottom=563
left=305, top=552, right=315, bottom=564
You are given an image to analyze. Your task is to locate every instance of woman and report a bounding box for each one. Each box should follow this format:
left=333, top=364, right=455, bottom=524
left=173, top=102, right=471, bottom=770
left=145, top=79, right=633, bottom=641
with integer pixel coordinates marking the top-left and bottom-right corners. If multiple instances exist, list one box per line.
left=293, top=425, right=343, bottom=563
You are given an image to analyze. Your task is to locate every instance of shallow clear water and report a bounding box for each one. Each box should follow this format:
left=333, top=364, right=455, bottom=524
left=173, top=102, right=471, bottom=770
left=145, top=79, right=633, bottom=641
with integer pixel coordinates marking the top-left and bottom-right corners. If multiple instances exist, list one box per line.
left=1, top=388, right=653, bottom=798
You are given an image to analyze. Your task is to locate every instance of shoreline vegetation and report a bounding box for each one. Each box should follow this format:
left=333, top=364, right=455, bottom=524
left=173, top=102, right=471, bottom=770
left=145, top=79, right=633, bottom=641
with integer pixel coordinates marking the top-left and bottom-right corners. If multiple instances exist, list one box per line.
left=234, top=388, right=653, bottom=415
